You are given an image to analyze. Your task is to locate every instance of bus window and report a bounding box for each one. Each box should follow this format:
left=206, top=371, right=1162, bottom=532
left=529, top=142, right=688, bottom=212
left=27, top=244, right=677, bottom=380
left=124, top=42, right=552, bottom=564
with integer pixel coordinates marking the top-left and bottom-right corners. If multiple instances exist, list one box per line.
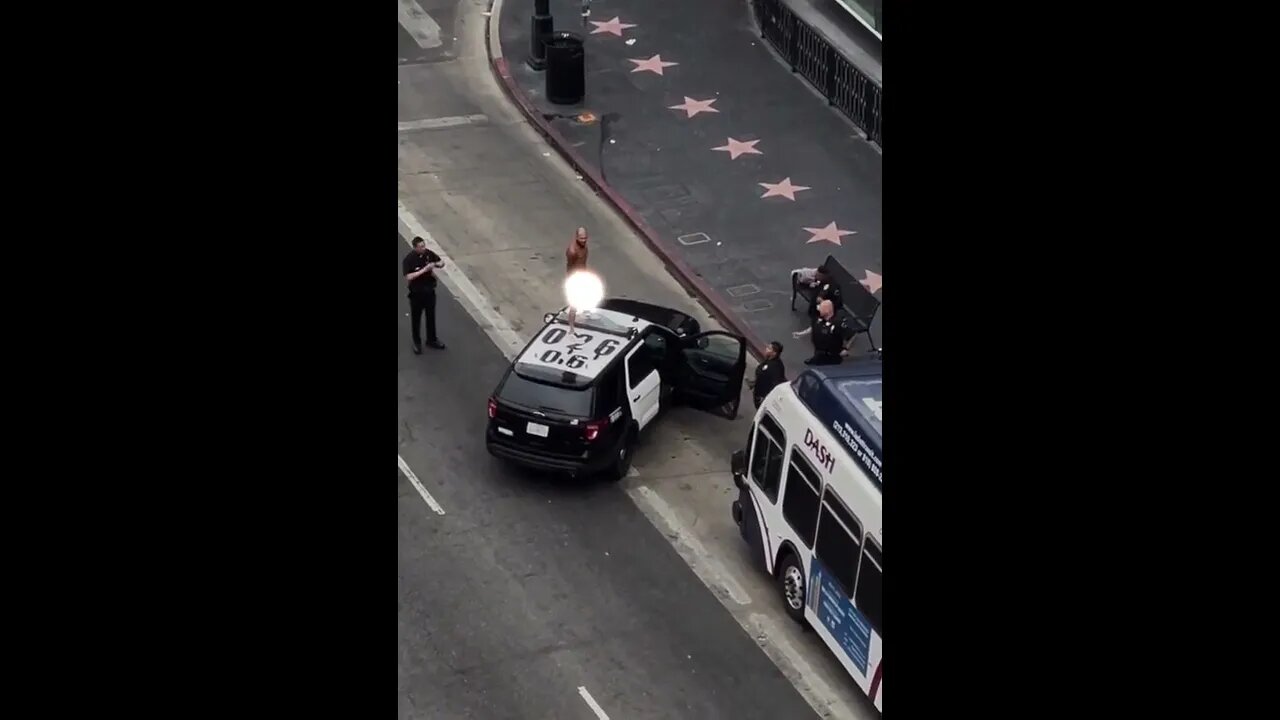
left=791, top=371, right=819, bottom=396
left=782, top=449, right=822, bottom=548
left=749, top=414, right=786, bottom=502
left=814, top=489, right=863, bottom=597
left=855, top=538, right=882, bottom=636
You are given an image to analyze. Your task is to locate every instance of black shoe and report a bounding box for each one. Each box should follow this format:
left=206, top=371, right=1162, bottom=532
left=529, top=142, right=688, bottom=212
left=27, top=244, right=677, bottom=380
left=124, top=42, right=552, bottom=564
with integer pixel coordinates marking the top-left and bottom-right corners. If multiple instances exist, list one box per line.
left=427, top=340, right=447, bottom=350
left=412, top=344, right=423, bottom=355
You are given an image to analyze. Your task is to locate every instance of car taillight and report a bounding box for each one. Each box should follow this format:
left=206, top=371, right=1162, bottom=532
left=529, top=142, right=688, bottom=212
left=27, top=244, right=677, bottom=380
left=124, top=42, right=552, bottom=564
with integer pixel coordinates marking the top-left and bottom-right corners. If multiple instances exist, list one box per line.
left=487, top=397, right=497, bottom=419
left=584, top=417, right=609, bottom=441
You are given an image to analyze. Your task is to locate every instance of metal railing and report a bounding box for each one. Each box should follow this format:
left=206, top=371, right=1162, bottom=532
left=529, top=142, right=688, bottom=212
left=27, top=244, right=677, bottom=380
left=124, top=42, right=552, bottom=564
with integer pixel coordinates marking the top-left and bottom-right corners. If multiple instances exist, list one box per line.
left=752, top=0, right=882, bottom=147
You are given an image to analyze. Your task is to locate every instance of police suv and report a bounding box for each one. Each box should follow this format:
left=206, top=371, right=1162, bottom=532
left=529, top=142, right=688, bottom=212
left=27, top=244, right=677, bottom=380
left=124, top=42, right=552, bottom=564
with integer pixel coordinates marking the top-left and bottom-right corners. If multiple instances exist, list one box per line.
left=486, top=298, right=749, bottom=479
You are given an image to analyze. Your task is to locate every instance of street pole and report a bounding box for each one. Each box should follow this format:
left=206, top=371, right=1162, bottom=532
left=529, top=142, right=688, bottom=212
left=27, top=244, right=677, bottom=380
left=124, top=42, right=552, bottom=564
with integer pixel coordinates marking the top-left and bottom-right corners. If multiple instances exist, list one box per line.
left=527, top=0, right=554, bottom=71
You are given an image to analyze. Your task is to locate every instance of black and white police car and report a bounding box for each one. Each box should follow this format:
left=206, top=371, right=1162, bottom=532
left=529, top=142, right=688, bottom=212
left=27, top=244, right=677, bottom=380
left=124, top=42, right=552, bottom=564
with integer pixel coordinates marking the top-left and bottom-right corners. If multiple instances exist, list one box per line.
left=486, top=298, right=749, bottom=479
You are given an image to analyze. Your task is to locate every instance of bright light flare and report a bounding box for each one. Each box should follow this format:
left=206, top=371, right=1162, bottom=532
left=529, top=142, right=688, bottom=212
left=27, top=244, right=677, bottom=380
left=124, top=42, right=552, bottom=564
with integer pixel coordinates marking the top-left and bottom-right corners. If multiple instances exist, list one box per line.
left=564, top=270, right=605, bottom=311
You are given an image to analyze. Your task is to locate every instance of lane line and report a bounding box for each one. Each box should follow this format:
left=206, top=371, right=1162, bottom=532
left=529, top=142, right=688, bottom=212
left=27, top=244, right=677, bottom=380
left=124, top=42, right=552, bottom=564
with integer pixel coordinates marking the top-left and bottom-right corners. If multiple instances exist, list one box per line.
left=576, top=686, right=611, bottom=720
left=398, top=114, right=489, bottom=132
left=398, top=454, right=446, bottom=515
left=747, top=612, right=861, bottom=719
left=626, top=485, right=751, bottom=606
left=397, top=0, right=443, bottom=49
left=396, top=203, right=526, bottom=359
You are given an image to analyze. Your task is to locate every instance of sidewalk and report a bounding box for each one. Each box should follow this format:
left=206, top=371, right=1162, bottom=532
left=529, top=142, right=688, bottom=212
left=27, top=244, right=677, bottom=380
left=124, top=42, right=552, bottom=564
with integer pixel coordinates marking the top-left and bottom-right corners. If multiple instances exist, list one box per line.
left=492, top=0, right=883, bottom=357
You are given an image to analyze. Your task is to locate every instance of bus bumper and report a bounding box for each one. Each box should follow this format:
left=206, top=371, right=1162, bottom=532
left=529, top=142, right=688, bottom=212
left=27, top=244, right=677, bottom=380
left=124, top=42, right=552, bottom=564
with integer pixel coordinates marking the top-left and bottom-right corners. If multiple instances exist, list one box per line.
left=730, top=447, right=747, bottom=489
left=730, top=447, right=748, bottom=527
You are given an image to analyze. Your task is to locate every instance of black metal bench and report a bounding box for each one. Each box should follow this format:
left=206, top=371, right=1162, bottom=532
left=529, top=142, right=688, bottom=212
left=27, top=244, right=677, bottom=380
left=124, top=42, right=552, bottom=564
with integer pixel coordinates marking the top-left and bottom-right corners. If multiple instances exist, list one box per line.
left=790, top=256, right=880, bottom=350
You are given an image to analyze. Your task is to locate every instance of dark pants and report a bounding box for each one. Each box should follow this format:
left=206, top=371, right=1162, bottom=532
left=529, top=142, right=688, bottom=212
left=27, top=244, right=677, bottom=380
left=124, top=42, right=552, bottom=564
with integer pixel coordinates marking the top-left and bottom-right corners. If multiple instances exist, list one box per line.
left=409, top=290, right=438, bottom=346
left=804, top=351, right=842, bottom=366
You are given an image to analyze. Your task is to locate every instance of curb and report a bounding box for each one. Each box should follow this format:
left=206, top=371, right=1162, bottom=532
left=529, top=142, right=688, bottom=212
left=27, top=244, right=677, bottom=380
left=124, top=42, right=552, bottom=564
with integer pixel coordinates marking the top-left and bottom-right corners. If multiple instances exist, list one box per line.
left=484, top=0, right=768, bottom=361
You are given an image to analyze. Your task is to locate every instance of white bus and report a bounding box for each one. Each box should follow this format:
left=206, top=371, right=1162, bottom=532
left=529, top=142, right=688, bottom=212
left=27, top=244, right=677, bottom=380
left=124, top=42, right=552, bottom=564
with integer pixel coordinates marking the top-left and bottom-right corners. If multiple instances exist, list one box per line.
left=731, top=356, right=883, bottom=712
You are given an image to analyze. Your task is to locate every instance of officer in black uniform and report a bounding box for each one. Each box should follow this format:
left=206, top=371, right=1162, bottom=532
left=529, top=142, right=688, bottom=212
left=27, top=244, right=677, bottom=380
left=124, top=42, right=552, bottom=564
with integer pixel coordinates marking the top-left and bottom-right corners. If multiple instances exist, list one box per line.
left=747, top=341, right=786, bottom=409
left=806, top=264, right=844, bottom=320
left=794, top=299, right=850, bottom=366
left=403, top=236, right=446, bottom=353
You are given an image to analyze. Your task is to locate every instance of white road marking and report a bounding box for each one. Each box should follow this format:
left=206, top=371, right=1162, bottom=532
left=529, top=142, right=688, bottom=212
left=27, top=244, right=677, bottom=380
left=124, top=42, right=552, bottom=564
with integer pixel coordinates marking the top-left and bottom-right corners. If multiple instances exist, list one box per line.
left=396, top=203, right=525, bottom=359
left=397, top=0, right=443, bottom=49
left=489, top=0, right=507, bottom=59
left=398, top=454, right=445, bottom=515
left=626, top=485, right=751, bottom=606
left=576, top=686, right=611, bottom=720
left=747, top=612, right=861, bottom=719
left=398, top=114, right=489, bottom=133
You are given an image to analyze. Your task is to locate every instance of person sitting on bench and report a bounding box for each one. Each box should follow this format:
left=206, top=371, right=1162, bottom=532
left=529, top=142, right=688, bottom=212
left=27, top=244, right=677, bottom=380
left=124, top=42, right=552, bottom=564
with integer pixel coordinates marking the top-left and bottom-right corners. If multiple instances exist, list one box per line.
left=804, top=264, right=844, bottom=319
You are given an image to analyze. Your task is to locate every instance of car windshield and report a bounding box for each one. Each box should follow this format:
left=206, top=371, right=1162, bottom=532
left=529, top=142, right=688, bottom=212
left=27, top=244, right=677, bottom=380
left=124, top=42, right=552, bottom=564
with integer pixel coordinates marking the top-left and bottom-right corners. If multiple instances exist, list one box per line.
left=500, top=369, right=595, bottom=416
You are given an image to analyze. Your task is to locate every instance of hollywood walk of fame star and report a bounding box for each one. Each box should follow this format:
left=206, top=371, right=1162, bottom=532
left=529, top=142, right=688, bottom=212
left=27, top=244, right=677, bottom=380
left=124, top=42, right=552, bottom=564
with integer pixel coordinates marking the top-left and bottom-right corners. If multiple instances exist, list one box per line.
left=859, top=269, right=882, bottom=294
left=759, top=177, right=810, bottom=200
left=712, top=138, right=762, bottom=160
left=803, top=221, right=857, bottom=246
left=629, top=54, right=678, bottom=75
left=589, top=16, right=636, bottom=37
left=668, top=96, right=719, bottom=118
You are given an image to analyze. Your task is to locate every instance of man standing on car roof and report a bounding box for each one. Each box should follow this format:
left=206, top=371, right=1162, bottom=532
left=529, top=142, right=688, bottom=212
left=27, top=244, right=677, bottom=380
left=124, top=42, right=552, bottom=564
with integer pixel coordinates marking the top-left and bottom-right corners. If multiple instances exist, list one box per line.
left=794, top=299, right=850, bottom=366
left=747, top=341, right=786, bottom=409
left=565, top=226, right=590, bottom=333
left=403, top=236, right=446, bottom=353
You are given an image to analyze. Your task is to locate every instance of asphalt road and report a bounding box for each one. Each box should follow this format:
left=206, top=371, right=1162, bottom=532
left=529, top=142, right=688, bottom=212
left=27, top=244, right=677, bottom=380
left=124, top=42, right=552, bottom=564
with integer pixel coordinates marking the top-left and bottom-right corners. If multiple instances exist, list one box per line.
left=396, top=240, right=819, bottom=720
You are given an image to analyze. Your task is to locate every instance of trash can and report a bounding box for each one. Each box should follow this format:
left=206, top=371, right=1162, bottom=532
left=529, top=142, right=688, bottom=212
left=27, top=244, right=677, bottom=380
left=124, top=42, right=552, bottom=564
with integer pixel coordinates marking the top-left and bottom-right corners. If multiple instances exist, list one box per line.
left=544, top=31, right=585, bottom=105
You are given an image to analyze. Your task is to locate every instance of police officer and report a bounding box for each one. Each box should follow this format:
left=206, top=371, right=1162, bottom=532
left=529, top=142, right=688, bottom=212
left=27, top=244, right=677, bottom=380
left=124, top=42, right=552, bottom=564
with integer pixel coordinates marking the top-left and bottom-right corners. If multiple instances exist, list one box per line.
left=403, top=236, right=446, bottom=353
left=794, top=299, right=851, bottom=366
left=747, top=341, right=786, bottom=408
left=806, top=264, right=844, bottom=320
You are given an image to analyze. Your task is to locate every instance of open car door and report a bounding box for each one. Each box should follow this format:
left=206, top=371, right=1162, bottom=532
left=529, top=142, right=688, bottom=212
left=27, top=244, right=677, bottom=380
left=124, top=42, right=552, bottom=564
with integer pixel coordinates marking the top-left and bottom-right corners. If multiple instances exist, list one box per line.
left=675, top=331, right=748, bottom=419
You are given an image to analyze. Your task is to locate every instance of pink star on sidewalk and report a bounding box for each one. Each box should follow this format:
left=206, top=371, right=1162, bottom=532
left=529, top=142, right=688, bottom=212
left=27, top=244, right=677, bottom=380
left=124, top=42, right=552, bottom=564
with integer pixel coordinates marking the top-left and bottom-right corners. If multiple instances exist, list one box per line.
left=629, top=54, right=678, bottom=75
left=668, top=96, right=719, bottom=118
left=589, top=16, right=637, bottom=37
left=712, top=138, right=762, bottom=159
left=803, top=221, right=857, bottom=246
left=859, top=270, right=882, bottom=294
left=759, top=177, right=810, bottom=200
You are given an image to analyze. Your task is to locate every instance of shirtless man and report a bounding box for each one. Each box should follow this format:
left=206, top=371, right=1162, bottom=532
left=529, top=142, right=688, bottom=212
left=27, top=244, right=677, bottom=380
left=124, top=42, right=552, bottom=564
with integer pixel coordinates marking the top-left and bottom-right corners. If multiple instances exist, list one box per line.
left=565, top=227, right=589, bottom=331
left=567, top=226, right=589, bottom=272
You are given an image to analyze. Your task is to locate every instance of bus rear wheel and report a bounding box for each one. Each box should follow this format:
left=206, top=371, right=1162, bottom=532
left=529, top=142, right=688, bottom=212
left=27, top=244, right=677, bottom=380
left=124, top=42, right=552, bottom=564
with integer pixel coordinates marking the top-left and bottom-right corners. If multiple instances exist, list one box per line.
left=776, top=553, right=807, bottom=625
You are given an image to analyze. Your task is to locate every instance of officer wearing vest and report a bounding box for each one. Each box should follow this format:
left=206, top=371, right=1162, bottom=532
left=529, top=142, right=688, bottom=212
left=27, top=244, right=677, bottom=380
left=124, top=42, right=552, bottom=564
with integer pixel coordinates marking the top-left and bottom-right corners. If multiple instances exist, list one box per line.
left=794, top=299, right=851, bottom=366
left=747, top=341, right=786, bottom=408
left=403, top=236, right=446, bottom=353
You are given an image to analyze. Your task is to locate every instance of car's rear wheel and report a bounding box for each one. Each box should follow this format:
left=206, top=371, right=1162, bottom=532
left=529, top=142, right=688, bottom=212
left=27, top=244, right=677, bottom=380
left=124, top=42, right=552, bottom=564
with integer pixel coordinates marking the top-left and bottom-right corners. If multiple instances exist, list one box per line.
left=606, top=426, right=636, bottom=481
